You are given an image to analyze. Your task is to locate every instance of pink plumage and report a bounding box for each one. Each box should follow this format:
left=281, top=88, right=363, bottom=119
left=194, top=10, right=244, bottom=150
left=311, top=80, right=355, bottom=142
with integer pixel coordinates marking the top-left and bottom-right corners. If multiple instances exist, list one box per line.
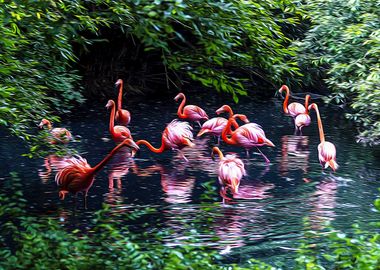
left=231, top=123, right=273, bottom=148
left=295, top=113, right=311, bottom=130
left=218, top=154, right=246, bottom=193
left=163, top=120, right=194, bottom=150
left=287, top=103, right=306, bottom=117
left=318, top=141, right=339, bottom=171
left=174, top=93, right=208, bottom=125
left=197, top=117, right=227, bottom=137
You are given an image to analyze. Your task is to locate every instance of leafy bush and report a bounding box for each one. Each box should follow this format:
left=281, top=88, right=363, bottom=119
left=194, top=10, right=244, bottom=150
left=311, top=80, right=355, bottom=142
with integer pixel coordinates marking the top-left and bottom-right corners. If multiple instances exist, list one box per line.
left=295, top=0, right=380, bottom=145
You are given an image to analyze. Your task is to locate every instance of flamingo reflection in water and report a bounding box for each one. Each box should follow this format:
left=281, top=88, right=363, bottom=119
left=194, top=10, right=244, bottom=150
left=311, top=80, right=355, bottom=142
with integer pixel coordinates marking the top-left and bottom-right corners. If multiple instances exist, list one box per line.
left=278, top=135, right=310, bottom=177
left=308, top=177, right=337, bottom=230
left=141, top=163, right=196, bottom=204
left=55, top=139, right=139, bottom=208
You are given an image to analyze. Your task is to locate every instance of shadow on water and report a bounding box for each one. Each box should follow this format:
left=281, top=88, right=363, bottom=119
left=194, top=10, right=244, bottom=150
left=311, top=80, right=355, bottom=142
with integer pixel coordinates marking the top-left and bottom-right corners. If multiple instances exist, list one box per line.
left=1, top=92, right=379, bottom=264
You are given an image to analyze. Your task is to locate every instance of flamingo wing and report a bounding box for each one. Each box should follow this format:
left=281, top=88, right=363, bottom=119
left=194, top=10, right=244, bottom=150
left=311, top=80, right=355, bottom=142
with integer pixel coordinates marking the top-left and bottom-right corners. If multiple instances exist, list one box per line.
left=183, top=105, right=209, bottom=121
left=288, top=102, right=306, bottom=117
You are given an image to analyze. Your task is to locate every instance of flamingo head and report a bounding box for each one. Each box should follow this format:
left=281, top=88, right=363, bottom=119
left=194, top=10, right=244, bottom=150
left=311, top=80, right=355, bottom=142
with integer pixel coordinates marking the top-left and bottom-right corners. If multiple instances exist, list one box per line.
left=38, top=119, right=51, bottom=129
left=232, top=114, right=249, bottom=123
left=308, top=103, right=318, bottom=112
left=174, top=93, right=185, bottom=102
left=278, top=85, right=288, bottom=94
left=216, top=105, right=233, bottom=115
left=105, top=100, right=115, bottom=109
left=197, top=128, right=209, bottom=137
left=121, top=139, right=140, bottom=152
left=115, top=79, right=123, bottom=86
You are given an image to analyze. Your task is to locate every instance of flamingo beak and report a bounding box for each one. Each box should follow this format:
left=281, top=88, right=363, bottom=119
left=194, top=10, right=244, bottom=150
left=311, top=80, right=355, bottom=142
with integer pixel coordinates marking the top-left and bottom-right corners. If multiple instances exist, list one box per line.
left=266, top=139, right=275, bottom=147
left=174, top=94, right=180, bottom=101
left=38, top=122, right=44, bottom=129
left=215, top=107, right=224, bottom=115
left=231, top=179, right=240, bottom=194
left=115, top=79, right=122, bottom=86
left=197, top=129, right=209, bottom=137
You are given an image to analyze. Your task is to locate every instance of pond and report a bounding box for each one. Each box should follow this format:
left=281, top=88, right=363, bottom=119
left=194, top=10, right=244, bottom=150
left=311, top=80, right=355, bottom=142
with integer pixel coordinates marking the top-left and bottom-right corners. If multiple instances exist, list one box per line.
left=1, top=91, right=379, bottom=266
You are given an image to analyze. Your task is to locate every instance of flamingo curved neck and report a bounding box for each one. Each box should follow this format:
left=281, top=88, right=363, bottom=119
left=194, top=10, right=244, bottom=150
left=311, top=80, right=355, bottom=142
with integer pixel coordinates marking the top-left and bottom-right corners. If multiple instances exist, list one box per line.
left=282, top=86, right=290, bottom=114
left=212, top=147, right=224, bottom=160
left=137, top=139, right=166, bottom=153
left=305, top=95, right=310, bottom=114
left=225, top=106, right=234, bottom=118
left=117, top=81, right=123, bottom=112
left=177, top=94, right=186, bottom=118
left=221, top=118, right=235, bottom=144
left=312, top=105, right=325, bottom=142
left=91, top=142, right=128, bottom=174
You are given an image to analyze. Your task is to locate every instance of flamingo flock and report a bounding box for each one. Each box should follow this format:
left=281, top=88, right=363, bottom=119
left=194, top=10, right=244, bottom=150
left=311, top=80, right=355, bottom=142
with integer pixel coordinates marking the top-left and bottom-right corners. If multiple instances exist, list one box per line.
left=39, top=80, right=338, bottom=205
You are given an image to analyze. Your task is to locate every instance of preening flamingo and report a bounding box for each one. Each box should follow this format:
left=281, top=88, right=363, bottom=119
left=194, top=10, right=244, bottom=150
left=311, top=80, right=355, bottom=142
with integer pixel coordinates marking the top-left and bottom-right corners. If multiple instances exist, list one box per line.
left=279, top=85, right=308, bottom=117
left=38, top=119, right=72, bottom=144
left=197, top=105, right=239, bottom=143
left=308, top=103, right=338, bottom=171
left=135, top=120, right=195, bottom=161
left=106, top=100, right=132, bottom=143
left=221, top=114, right=275, bottom=163
left=294, top=95, right=311, bottom=134
left=174, top=92, right=208, bottom=126
left=55, top=139, right=139, bottom=207
left=212, top=146, right=246, bottom=203
left=114, top=79, right=131, bottom=126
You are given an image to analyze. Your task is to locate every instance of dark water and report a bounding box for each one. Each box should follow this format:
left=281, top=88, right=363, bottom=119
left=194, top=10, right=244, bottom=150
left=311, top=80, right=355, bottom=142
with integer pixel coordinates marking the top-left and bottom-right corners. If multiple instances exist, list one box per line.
left=1, top=92, right=379, bottom=265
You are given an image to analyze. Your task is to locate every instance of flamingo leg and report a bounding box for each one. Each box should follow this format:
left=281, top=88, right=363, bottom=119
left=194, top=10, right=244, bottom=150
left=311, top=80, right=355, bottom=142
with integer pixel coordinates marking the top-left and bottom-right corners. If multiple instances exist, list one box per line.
left=84, top=192, right=88, bottom=209
left=255, top=147, right=270, bottom=163
left=196, top=121, right=201, bottom=127
left=176, top=150, right=189, bottom=162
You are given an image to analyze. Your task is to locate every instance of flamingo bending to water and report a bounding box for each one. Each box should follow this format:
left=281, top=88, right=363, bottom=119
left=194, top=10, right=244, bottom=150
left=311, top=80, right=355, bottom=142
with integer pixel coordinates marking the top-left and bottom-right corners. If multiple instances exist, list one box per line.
left=174, top=93, right=208, bottom=126
left=38, top=119, right=72, bottom=144
left=221, top=114, right=275, bottom=163
left=136, top=120, right=195, bottom=161
left=115, top=79, right=131, bottom=126
left=106, top=100, right=132, bottom=143
left=212, top=146, right=246, bottom=203
left=55, top=139, right=139, bottom=206
left=308, top=103, right=338, bottom=171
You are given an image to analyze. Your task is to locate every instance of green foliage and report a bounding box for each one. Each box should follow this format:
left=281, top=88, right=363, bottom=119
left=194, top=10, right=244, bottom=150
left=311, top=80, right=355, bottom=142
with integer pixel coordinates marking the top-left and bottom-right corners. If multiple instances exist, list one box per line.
left=295, top=0, right=380, bottom=145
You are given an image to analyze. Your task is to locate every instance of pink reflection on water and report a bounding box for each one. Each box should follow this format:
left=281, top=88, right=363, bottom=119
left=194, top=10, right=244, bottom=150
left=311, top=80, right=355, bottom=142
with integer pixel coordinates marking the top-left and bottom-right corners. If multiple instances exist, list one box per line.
left=38, top=154, right=73, bottom=183
left=278, top=135, right=310, bottom=176
left=309, top=178, right=337, bottom=230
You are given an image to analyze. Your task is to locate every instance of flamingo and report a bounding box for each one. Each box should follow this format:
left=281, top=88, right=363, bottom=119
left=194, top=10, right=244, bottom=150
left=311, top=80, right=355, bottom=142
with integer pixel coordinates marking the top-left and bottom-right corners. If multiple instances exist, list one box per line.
left=115, top=79, right=131, bottom=126
left=212, top=146, right=246, bottom=203
left=294, top=94, right=311, bottom=134
left=308, top=103, right=339, bottom=171
left=221, top=114, right=275, bottom=163
left=135, top=120, right=195, bottom=161
left=106, top=100, right=132, bottom=143
left=55, top=139, right=139, bottom=207
left=278, top=85, right=308, bottom=117
left=38, top=119, right=72, bottom=144
left=197, top=105, right=239, bottom=143
left=174, top=92, right=208, bottom=126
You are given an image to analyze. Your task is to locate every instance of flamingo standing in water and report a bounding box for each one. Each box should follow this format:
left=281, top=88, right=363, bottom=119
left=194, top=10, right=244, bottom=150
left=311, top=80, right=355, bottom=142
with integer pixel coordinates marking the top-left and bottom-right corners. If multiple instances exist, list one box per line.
left=197, top=105, right=239, bottom=144
left=115, top=79, right=131, bottom=126
left=38, top=119, right=72, bottom=144
left=278, top=85, right=308, bottom=117
left=174, top=93, right=208, bottom=127
left=106, top=100, right=132, bottom=143
left=212, top=146, right=246, bottom=203
left=294, top=94, right=312, bottom=134
left=135, top=120, right=195, bottom=161
left=308, top=103, right=338, bottom=171
left=55, top=139, right=139, bottom=207
left=221, top=114, right=275, bottom=163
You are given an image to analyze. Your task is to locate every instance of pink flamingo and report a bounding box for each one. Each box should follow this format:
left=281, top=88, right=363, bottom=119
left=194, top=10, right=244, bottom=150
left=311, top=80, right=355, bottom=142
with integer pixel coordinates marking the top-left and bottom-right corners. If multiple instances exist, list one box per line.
left=308, top=103, right=338, bottom=171
left=55, top=139, right=139, bottom=207
left=221, top=114, right=275, bottom=163
left=38, top=119, right=72, bottom=144
left=115, top=79, right=131, bottom=126
left=174, top=93, right=208, bottom=126
left=294, top=95, right=311, bottom=134
left=135, top=120, right=195, bottom=161
left=106, top=100, right=132, bottom=143
left=212, top=146, right=246, bottom=203
left=197, top=105, right=239, bottom=143
left=278, top=85, right=308, bottom=117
